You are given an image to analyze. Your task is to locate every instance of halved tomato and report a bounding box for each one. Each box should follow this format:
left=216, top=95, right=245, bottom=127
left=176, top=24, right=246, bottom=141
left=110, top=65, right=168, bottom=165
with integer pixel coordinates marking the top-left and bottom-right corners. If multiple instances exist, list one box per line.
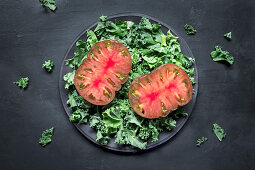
left=128, top=63, right=193, bottom=119
left=74, top=39, right=132, bottom=105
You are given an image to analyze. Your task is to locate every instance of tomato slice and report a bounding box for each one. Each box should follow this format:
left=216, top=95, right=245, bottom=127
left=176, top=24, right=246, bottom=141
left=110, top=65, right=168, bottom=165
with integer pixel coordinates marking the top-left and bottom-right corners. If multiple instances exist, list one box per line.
left=74, top=39, right=132, bottom=105
left=128, top=63, right=193, bottom=119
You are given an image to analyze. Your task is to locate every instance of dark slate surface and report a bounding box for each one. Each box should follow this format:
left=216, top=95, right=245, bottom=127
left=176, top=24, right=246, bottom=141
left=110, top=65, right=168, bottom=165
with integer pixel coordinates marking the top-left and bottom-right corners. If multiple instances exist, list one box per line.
left=0, top=0, right=254, bottom=169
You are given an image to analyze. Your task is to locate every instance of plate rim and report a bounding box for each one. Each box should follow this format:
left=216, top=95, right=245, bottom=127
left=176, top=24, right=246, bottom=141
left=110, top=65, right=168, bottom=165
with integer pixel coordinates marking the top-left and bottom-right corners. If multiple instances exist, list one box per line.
left=59, top=12, right=198, bottom=153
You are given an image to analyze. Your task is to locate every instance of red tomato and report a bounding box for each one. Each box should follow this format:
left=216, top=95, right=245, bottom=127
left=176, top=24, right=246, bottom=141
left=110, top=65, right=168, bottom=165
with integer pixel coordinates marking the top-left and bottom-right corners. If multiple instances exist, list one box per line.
left=128, top=63, right=193, bottom=119
left=74, top=39, right=132, bottom=105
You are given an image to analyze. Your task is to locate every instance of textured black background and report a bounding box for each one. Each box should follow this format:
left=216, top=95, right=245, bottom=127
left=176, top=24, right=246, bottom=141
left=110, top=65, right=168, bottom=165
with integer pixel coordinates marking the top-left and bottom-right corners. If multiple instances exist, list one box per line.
left=0, top=0, right=255, bottom=169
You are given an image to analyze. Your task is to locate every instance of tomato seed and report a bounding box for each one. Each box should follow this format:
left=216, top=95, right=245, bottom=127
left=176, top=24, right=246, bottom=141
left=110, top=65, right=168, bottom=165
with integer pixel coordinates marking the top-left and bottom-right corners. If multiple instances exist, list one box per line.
left=107, top=78, right=116, bottom=87
left=78, top=83, right=87, bottom=89
left=120, top=49, right=127, bottom=57
left=77, top=74, right=85, bottom=80
left=173, top=68, right=179, bottom=78
left=161, top=102, right=167, bottom=114
left=83, top=68, right=93, bottom=73
left=104, top=41, right=112, bottom=48
left=88, top=93, right=96, bottom=100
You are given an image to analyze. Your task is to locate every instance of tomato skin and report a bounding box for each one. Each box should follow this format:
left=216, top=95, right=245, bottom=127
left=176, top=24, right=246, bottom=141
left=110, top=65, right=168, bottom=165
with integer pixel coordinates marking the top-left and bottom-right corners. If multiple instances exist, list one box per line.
left=74, top=39, right=132, bottom=105
left=128, top=63, right=193, bottom=119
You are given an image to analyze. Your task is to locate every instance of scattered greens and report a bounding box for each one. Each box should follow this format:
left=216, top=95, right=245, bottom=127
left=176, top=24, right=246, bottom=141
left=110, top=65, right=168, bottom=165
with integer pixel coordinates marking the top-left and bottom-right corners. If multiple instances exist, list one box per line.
left=63, top=16, right=195, bottom=149
left=13, top=77, right=29, bottom=89
left=39, top=127, right=54, bottom=147
left=184, top=24, right=197, bottom=35
left=196, top=137, right=207, bottom=147
left=224, top=32, right=232, bottom=40
left=213, top=123, right=226, bottom=141
left=210, top=46, right=234, bottom=65
left=42, top=60, right=54, bottom=72
left=39, top=0, right=57, bottom=11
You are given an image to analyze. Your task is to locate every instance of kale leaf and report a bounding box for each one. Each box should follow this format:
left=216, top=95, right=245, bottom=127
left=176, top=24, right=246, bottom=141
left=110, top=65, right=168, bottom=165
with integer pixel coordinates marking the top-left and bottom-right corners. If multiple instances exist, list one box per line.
left=115, top=128, right=147, bottom=149
left=213, top=123, right=226, bottom=141
left=13, top=77, right=29, bottom=89
left=42, top=60, right=54, bottom=72
left=39, top=127, right=54, bottom=147
left=196, top=137, right=207, bottom=147
left=184, top=24, right=197, bottom=35
left=87, top=30, right=98, bottom=46
left=210, top=46, right=234, bottom=64
left=224, top=32, right=232, bottom=40
left=65, top=40, right=89, bottom=69
left=39, top=0, right=56, bottom=11
left=70, top=108, right=89, bottom=124
left=67, top=90, right=91, bottom=110
left=63, top=71, right=75, bottom=90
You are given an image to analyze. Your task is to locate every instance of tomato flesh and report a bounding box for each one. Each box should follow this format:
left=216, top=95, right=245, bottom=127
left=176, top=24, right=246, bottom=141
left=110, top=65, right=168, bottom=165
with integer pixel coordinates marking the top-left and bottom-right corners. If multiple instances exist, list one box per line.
left=74, top=39, right=132, bottom=105
left=128, top=63, right=193, bottom=119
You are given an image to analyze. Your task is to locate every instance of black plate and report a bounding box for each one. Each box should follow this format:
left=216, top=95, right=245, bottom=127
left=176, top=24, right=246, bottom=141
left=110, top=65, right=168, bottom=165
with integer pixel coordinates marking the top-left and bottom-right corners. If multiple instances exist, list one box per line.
left=59, top=13, right=198, bottom=153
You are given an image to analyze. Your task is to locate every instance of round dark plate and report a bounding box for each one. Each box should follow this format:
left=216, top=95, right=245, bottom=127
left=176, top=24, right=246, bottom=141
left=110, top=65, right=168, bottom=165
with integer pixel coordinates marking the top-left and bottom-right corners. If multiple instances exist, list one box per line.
left=59, top=13, right=198, bottom=153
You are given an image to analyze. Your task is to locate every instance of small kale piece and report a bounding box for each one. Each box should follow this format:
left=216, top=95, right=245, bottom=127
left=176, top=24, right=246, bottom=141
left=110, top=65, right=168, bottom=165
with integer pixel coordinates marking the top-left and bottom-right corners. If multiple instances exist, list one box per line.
left=63, top=71, right=75, bottom=90
left=65, top=40, right=89, bottom=69
left=102, top=106, right=122, bottom=134
left=138, top=127, right=151, bottom=141
left=39, top=127, right=54, bottom=147
left=89, top=114, right=111, bottom=145
left=125, top=111, right=142, bottom=127
left=213, top=123, right=226, bottom=141
left=39, top=0, right=57, bottom=11
left=96, top=131, right=110, bottom=145
left=224, top=32, right=232, bottom=40
left=70, top=108, right=89, bottom=124
left=173, top=107, right=188, bottom=119
left=42, top=60, right=54, bottom=72
left=210, top=46, right=234, bottom=64
left=139, top=17, right=152, bottom=31
left=158, top=117, right=176, bottom=131
left=196, top=137, right=207, bottom=147
left=184, top=24, right=197, bottom=35
left=67, top=90, right=91, bottom=110
left=63, top=71, right=75, bottom=89
left=86, top=30, right=98, bottom=47
left=13, top=77, right=29, bottom=89
left=115, top=128, right=147, bottom=149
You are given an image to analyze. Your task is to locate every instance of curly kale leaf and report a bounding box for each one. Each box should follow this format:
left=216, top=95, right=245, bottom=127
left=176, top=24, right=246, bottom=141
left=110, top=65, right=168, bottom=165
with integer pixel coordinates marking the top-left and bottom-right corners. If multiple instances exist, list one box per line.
left=39, top=127, right=54, bottom=147
left=65, top=40, right=89, bottom=69
left=87, top=30, right=98, bottom=46
left=213, top=123, right=226, bottom=141
left=96, top=131, right=111, bottom=145
left=125, top=111, right=142, bottom=128
left=224, top=32, right=232, bottom=40
left=196, top=137, right=207, bottom=147
left=39, top=0, right=56, bottom=11
left=158, top=117, right=176, bottom=131
left=210, top=46, right=234, bottom=64
left=67, top=90, right=91, bottom=110
left=42, top=60, right=54, bottom=72
left=13, top=77, right=29, bottom=89
left=139, top=17, right=153, bottom=31
left=63, top=71, right=75, bottom=90
left=70, top=108, right=89, bottom=124
left=102, top=106, right=122, bottom=134
left=115, top=128, right=147, bottom=149
left=184, top=24, right=197, bottom=35
left=173, top=107, right=188, bottom=119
